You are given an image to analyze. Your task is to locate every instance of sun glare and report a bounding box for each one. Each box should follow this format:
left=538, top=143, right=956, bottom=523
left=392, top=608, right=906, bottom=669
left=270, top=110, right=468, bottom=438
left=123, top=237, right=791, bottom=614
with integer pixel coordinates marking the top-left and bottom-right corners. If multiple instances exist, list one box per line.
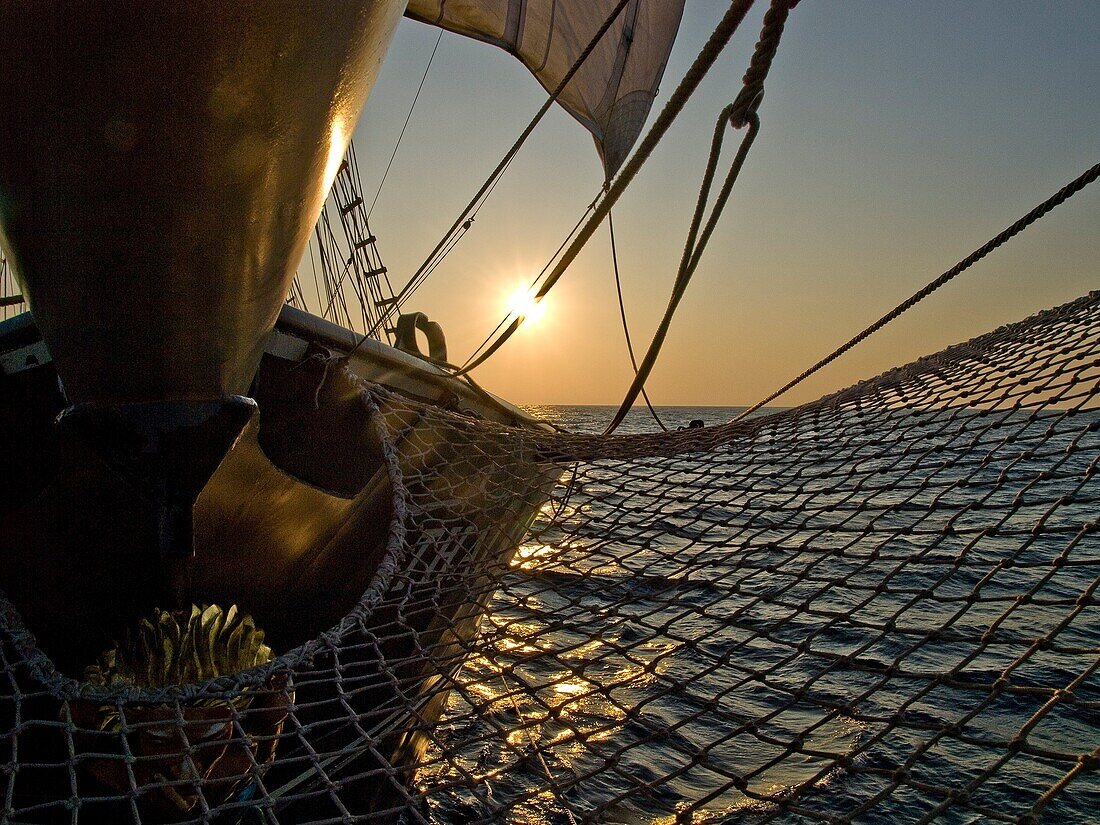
left=505, top=286, right=546, bottom=324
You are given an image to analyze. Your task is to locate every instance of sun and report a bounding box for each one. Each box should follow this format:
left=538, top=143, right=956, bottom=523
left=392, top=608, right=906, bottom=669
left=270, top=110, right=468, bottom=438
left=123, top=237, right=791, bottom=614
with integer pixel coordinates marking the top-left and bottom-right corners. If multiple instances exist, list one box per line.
left=505, top=286, right=547, bottom=324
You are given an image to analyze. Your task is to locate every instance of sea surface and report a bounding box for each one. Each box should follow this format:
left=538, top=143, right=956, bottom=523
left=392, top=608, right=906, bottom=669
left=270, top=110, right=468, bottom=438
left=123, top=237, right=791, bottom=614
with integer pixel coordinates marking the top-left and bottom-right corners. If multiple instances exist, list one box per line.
left=421, top=405, right=1098, bottom=825
left=520, top=404, right=753, bottom=435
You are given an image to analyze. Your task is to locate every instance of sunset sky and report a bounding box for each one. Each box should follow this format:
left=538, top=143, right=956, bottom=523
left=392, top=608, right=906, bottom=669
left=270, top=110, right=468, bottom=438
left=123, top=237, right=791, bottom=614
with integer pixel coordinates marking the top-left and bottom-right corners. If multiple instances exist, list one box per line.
left=341, top=1, right=1099, bottom=407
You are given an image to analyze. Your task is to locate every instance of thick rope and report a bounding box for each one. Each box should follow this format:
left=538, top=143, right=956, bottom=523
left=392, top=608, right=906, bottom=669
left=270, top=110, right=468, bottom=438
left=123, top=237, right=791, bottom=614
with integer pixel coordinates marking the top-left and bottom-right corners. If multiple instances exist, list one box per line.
left=365, top=0, right=639, bottom=339
left=601, top=0, right=800, bottom=435
left=460, top=191, right=603, bottom=370
left=732, top=160, right=1100, bottom=422
left=729, top=0, right=799, bottom=127
left=602, top=110, right=760, bottom=435
left=456, top=0, right=761, bottom=376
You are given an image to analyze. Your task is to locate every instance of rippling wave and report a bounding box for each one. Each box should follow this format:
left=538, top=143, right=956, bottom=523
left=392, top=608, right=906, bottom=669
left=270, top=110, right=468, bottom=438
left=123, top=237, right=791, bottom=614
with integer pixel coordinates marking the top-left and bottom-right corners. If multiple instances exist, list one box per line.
left=418, top=405, right=1098, bottom=824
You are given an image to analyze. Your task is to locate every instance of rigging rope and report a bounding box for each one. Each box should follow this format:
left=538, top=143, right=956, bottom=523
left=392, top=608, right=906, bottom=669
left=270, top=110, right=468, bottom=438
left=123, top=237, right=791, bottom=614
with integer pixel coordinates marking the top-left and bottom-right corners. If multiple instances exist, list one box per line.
left=367, top=30, right=443, bottom=222
left=602, top=0, right=800, bottom=434
left=364, top=0, right=640, bottom=339
left=0, top=250, right=24, bottom=322
left=608, top=211, right=668, bottom=431
left=602, top=108, right=760, bottom=435
left=460, top=191, right=603, bottom=371
left=455, top=0, right=761, bottom=377
left=6, top=289, right=1097, bottom=823
left=731, top=159, right=1100, bottom=423
left=380, top=149, right=520, bottom=346
left=309, top=142, right=396, bottom=336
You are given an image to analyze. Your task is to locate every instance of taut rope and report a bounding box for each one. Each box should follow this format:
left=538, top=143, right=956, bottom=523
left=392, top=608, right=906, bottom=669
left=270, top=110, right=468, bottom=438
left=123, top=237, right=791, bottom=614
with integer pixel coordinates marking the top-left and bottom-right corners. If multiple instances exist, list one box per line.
left=733, top=160, right=1100, bottom=422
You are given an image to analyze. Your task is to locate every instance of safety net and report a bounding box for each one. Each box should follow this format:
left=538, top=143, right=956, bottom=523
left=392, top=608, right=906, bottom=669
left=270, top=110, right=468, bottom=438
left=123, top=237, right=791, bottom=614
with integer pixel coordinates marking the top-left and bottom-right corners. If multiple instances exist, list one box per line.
left=1, top=289, right=1098, bottom=823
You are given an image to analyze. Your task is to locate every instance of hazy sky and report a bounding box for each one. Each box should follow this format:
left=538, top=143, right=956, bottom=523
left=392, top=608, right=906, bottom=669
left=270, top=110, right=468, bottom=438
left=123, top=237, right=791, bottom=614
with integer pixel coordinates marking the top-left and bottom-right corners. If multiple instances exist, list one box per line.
left=341, top=2, right=1098, bottom=407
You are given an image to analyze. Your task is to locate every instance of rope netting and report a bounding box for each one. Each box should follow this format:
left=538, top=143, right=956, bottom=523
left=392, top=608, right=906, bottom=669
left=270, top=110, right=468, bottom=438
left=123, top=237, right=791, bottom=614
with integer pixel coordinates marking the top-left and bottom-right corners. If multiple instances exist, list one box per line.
left=2, top=290, right=1098, bottom=823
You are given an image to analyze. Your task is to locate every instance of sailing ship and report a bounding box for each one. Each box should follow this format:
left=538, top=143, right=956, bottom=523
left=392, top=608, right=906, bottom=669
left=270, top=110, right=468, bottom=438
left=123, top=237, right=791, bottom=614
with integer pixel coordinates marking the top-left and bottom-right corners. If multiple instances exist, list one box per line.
left=3, top=2, right=1097, bottom=823
left=0, top=1, right=689, bottom=820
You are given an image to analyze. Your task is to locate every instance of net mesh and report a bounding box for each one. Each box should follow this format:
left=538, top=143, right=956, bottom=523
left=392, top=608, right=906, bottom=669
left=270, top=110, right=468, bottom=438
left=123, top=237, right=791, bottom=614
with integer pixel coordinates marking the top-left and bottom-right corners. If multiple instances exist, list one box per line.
left=2, top=290, right=1098, bottom=823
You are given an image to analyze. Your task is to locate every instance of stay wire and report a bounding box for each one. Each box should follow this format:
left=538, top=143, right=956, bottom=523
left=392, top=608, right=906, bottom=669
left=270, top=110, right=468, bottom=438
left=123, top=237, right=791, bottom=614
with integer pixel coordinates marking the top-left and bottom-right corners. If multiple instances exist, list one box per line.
left=346, top=151, right=518, bottom=361
left=367, top=30, right=443, bottom=222
left=461, top=191, right=602, bottom=370
left=396, top=148, right=519, bottom=325
left=602, top=110, right=760, bottom=435
left=608, top=210, right=668, bottom=431
left=454, top=0, right=761, bottom=378
left=731, top=159, right=1100, bottom=423
left=319, top=143, right=381, bottom=324
left=365, top=0, right=639, bottom=340
left=601, top=0, right=799, bottom=435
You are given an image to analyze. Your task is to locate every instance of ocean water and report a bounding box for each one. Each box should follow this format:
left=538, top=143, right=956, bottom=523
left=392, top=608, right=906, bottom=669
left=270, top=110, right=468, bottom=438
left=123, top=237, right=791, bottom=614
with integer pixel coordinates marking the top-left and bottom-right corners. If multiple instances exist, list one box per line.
left=421, top=405, right=1099, bottom=824
left=520, top=404, right=752, bottom=435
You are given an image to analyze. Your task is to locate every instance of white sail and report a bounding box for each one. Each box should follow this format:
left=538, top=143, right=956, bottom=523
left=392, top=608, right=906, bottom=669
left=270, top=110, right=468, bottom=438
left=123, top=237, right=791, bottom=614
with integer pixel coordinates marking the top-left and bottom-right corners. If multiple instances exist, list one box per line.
left=405, top=0, right=686, bottom=177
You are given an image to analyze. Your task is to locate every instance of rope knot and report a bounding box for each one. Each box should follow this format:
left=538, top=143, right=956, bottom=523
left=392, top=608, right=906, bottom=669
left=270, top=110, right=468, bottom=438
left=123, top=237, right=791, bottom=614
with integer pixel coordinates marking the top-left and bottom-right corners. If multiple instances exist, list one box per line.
left=728, top=84, right=764, bottom=129
left=728, top=0, right=798, bottom=128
